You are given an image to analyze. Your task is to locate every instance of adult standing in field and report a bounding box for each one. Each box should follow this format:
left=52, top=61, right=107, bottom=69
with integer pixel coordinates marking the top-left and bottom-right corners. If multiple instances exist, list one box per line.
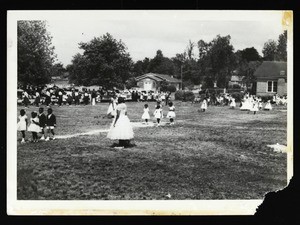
left=107, top=97, right=134, bottom=148
left=45, top=89, right=51, bottom=107
left=34, top=90, right=40, bottom=107
left=74, top=90, right=80, bottom=105
left=22, top=90, right=30, bottom=108
left=58, top=89, right=63, bottom=107
left=91, top=89, right=97, bottom=106
left=83, top=90, right=89, bottom=105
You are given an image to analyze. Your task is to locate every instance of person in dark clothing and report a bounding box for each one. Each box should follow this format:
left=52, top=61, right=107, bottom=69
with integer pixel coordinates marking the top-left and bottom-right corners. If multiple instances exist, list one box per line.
left=91, top=90, right=97, bottom=105
left=45, top=108, right=56, bottom=141
left=38, top=107, right=47, bottom=140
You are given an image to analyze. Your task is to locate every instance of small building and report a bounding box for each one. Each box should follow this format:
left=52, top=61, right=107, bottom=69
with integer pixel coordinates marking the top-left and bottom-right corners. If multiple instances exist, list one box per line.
left=228, top=75, right=246, bottom=88
left=254, top=61, right=287, bottom=96
left=135, top=73, right=181, bottom=91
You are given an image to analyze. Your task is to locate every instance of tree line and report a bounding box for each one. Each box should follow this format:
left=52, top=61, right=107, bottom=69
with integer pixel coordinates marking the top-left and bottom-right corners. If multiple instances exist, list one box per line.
left=17, top=21, right=287, bottom=90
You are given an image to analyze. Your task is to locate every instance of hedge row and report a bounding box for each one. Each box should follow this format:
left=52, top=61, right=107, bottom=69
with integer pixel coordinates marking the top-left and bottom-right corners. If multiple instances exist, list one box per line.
left=174, top=90, right=195, bottom=101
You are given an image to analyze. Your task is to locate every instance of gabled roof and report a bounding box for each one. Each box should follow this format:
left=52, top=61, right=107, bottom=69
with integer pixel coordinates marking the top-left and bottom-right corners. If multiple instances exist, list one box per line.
left=230, top=75, right=244, bottom=82
left=135, top=73, right=181, bottom=83
left=254, top=61, right=287, bottom=80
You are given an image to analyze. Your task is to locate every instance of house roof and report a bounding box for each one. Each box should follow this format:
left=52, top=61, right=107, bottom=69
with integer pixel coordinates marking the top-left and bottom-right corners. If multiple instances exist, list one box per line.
left=230, top=75, right=244, bottom=82
left=254, top=61, right=287, bottom=80
left=135, top=73, right=181, bottom=83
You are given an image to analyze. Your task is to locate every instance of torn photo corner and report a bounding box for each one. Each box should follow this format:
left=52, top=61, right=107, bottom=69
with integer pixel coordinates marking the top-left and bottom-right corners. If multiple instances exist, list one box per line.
left=7, top=10, right=293, bottom=215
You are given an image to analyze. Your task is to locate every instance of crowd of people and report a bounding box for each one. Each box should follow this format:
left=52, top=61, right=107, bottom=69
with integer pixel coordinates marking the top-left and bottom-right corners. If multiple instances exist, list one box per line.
left=18, top=85, right=172, bottom=108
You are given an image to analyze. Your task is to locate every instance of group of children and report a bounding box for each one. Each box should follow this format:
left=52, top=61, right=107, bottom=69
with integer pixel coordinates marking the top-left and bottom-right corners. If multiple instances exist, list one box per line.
left=142, top=101, right=176, bottom=126
left=239, top=95, right=272, bottom=114
left=106, top=97, right=177, bottom=126
left=17, top=107, right=56, bottom=143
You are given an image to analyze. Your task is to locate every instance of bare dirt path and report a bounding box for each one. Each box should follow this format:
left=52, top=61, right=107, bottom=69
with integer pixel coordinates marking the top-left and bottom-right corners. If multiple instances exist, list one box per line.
left=55, top=121, right=170, bottom=139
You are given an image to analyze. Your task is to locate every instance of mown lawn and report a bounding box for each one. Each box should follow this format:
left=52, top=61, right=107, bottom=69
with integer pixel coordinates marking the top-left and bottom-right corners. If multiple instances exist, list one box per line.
left=16, top=101, right=287, bottom=200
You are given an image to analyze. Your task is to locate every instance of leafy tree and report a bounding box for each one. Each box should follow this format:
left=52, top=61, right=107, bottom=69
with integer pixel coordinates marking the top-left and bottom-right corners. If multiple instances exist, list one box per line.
left=132, top=57, right=150, bottom=77
left=236, top=61, right=262, bottom=89
left=51, top=62, right=66, bottom=78
left=186, top=40, right=195, bottom=60
left=147, top=50, right=175, bottom=75
left=262, top=40, right=277, bottom=61
left=67, top=53, right=89, bottom=85
left=18, top=20, right=56, bottom=86
left=125, top=77, right=137, bottom=89
left=68, top=33, right=133, bottom=89
left=204, top=35, right=236, bottom=88
left=276, top=30, right=287, bottom=61
left=197, top=39, right=211, bottom=59
left=238, top=47, right=261, bottom=62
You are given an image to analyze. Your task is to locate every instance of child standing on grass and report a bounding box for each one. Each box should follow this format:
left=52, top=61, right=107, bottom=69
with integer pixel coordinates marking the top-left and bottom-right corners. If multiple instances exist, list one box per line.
left=229, top=97, right=236, bottom=109
left=250, top=98, right=259, bottom=115
left=28, top=111, right=41, bottom=142
left=264, top=100, right=272, bottom=111
left=153, top=105, right=163, bottom=126
left=45, top=108, right=56, bottom=141
left=166, top=101, right=176, bottom=125
left=141, top=104, right=150, bottom=124
left=201, top=98, right=208, bottom=112
left=17, top=109, right=28, bottom=143
left=38, top=107, right=47, bottom=140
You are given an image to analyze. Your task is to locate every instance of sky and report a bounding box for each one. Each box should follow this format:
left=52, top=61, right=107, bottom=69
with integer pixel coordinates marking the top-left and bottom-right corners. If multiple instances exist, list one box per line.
left=45, top=11, right=285, bottom=66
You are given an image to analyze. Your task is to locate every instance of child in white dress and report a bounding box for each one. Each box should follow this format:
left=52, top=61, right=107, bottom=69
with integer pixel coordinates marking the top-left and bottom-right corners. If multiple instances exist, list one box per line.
left=166, top=102, right=176, bottom=125
left=153, top=105, right=163, bottom=126
left=28, top=111, right=41, bottom=142
left=250, top=99, right=259, bottom=115
left=107, top=97, right=117, bottom=118
left=201, top=98, right=208, bottom=112
left=17, top=109, right=28, bottom=143
left=264, top=100, right=272, bottom=110
left=107, top=97, right=134, bottom=148
left=141, top=104, right=150, bottom=124
left=229, top=97, right=236, bottom=109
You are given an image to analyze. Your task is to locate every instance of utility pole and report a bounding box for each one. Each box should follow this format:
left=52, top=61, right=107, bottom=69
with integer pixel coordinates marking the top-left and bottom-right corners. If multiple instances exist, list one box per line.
left=181, top=65, right=183, bottom=90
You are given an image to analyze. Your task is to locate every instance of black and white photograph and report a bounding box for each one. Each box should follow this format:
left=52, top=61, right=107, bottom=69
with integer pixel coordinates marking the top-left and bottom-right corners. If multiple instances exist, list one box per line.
left=7, top=10, right=293, bottom=215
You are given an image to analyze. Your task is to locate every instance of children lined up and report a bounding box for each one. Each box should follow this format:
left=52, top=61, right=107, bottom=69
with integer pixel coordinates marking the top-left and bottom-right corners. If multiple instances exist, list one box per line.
left=141, top=101, right=176, bottom=126
left=17, top=107, right=56, bottom=143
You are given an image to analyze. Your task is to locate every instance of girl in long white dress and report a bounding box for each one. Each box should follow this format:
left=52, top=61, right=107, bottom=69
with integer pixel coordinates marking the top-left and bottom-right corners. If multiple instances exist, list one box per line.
left=141, top=104, right=150, bottom=124
left=17, top=109, right=28, bottom=143
left=107, top=97, right=134, bottom=148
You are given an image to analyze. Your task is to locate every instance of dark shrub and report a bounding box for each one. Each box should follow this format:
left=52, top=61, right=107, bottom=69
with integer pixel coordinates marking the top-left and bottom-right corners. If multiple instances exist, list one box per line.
left=232, top=84, right=241, bottom=89
left=175, top=90, right=195, bottom=101
left=167, top=85, right=177, bottom=93
left=231, top=92, right=244, bottom=102
left=175, top=90, right=184, bottom=100
left=184, top=91, right=195, bottom=101
left=259, top=95, right=273, bottom=103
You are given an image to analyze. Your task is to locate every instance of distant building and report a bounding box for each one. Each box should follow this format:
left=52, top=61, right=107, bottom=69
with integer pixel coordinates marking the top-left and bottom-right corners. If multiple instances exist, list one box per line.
left=253, top=61, right=287, bottom=96
left=135, top=73, right=181, bottom=91
left=228, top=74, right=246, bottom=88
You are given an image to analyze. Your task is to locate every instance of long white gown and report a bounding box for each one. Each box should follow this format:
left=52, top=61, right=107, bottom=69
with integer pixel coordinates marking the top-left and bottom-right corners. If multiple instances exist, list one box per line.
left=107, top=103, right=134, bottom=140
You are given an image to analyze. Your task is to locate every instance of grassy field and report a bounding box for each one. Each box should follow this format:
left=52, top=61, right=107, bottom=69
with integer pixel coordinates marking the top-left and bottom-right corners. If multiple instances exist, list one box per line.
left=16, top=101, right=287, bottom=200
